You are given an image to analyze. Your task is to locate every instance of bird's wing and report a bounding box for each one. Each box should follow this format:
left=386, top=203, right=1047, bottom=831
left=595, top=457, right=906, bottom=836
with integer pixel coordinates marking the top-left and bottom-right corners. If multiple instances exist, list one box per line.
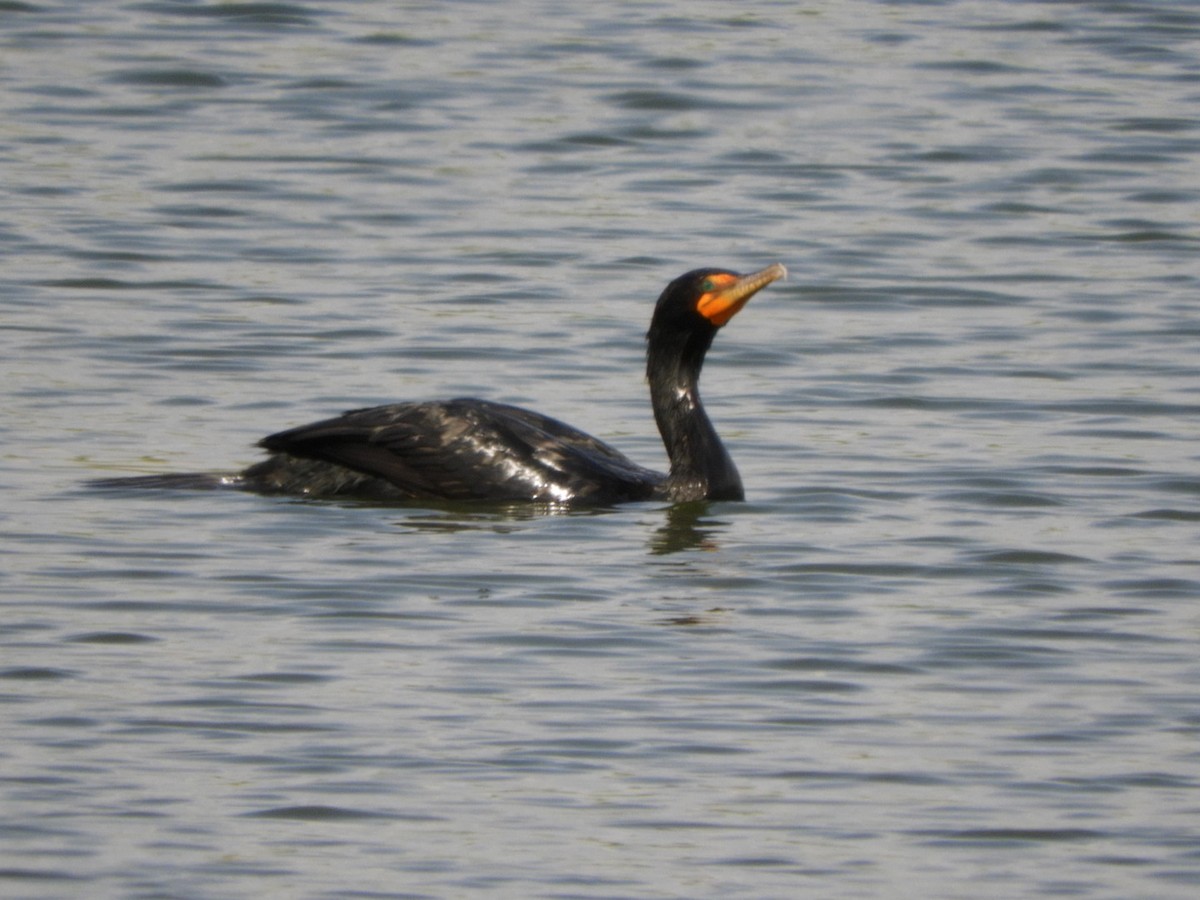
left=257, top=398, right=662, bottom=502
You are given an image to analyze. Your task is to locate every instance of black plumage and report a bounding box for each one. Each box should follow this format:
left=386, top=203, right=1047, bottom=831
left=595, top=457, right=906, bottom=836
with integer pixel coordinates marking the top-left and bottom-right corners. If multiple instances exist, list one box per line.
left=93, top=264, right=786, bottom=504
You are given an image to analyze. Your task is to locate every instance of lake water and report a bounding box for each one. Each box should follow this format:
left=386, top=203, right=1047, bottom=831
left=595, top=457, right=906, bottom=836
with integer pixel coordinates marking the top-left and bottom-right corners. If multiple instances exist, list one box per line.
left=2, top=1, right=1199, bottom=897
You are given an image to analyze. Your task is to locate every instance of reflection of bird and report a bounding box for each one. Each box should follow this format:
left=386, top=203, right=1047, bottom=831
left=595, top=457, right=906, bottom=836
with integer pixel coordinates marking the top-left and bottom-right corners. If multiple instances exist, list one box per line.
left=95, top=264, right=785, bottom=504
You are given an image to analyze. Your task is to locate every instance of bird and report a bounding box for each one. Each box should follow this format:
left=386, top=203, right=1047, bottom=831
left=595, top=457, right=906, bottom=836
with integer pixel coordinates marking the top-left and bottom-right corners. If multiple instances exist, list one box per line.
left=93, top=263, right=786, bottom=505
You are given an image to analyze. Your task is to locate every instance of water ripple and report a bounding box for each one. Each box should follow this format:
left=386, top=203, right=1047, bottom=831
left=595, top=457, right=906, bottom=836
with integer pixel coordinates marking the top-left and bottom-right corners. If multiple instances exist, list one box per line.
left=2, top=2, right=1199, bottom=898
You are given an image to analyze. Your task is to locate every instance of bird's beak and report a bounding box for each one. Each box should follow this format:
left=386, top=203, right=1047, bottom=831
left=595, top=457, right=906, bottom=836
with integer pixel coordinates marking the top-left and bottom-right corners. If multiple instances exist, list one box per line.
left=697, top=262, right=787, bottom=327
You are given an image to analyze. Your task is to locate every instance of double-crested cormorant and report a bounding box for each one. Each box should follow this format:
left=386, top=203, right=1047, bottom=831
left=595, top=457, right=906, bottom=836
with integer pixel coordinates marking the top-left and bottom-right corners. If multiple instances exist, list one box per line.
left=94, top=263, right=786, bottom=504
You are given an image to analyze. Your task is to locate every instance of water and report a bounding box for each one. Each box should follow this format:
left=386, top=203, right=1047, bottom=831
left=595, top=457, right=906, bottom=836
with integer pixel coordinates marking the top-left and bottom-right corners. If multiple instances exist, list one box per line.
left=2, top=1, right=1199, bottom=897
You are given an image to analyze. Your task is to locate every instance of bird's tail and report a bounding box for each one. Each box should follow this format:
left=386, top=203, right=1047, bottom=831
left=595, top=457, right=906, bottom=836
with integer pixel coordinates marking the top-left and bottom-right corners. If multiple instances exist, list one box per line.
left=86, top=472, right=244, bottom=491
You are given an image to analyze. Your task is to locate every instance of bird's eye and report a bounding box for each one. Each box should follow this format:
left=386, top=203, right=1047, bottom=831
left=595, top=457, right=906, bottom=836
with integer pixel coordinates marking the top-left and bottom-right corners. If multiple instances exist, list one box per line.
left=700, top=279, right=715, bottom=292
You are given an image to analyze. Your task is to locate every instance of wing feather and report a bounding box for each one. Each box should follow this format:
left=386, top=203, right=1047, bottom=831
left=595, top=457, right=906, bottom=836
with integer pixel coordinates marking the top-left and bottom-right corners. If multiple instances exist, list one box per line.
left=254, top=398, right=662, bottom=502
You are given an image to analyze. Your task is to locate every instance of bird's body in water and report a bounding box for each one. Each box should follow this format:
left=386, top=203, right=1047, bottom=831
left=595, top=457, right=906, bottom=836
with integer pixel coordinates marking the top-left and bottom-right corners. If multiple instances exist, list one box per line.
left=94, top=264, right=786, bottom=505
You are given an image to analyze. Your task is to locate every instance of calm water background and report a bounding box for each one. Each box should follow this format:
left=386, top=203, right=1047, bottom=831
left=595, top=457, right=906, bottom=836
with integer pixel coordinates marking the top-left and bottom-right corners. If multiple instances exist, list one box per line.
left=2, top=1, right=1199, bottom=897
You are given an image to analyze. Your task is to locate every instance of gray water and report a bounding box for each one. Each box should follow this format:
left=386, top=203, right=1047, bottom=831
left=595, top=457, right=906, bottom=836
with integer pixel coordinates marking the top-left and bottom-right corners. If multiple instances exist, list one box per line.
left=2, top=1, right=1199, bottom=897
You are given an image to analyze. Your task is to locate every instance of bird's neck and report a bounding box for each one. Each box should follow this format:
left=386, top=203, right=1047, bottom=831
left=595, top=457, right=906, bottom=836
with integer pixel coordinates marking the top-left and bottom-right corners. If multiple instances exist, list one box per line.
left=647, top=336, right=743, bottom=502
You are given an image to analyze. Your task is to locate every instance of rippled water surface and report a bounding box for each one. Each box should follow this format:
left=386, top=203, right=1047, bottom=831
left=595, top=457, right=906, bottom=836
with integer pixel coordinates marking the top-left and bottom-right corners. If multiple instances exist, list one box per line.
left=3, top=1, right=1199, bottom=897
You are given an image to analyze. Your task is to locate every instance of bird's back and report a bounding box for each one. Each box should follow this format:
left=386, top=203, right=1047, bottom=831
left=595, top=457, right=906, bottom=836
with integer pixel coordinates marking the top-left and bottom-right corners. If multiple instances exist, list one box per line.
left=245, top=398, right=663, bottom=503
